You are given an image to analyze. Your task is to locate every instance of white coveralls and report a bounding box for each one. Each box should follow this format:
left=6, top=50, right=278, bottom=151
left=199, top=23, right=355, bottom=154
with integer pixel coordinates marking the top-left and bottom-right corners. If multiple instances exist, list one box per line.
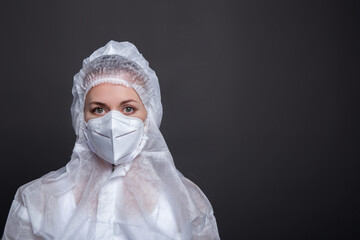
left=3, top=41, right=220, bottom=240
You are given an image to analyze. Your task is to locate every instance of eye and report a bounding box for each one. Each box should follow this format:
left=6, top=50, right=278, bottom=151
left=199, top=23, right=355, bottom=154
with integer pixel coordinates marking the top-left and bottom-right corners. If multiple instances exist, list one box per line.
left=92, top=107, right=106, bottom=115
left=123, top=106, right=135, bottom=114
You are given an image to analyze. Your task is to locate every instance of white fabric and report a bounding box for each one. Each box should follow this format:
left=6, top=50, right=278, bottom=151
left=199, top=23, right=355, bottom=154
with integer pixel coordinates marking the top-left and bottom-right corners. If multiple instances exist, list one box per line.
left=3, top=41, right=220, bottom=240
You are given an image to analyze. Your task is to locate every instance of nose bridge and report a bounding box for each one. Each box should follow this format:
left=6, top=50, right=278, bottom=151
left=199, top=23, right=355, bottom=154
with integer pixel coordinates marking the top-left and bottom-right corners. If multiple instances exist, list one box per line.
left=110, top=111, right=131, bottom=125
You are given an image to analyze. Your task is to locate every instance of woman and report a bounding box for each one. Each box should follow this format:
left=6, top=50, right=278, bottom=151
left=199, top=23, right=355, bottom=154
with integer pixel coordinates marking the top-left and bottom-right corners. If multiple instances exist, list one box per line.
left=3, top=41, right=220, bottom=239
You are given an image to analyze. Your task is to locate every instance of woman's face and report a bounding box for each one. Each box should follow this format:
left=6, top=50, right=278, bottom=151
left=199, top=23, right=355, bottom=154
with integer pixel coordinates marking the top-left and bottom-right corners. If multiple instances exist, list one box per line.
left=84, top=83, right=147, bottom=122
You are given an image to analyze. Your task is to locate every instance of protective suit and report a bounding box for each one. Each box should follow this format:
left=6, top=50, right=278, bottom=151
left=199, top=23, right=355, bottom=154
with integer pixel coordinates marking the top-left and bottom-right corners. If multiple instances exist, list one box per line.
left=3, top=41, right=220, bottom=240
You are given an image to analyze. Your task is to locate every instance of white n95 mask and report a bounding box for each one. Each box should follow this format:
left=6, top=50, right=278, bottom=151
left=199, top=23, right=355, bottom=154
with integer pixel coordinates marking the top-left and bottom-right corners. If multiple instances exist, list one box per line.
left=83, top=111, right=145, bottom=165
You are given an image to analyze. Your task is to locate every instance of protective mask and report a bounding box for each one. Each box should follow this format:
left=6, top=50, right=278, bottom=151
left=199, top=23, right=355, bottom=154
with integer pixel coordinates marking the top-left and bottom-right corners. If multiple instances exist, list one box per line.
left=83, top=111, right=144, bottom=165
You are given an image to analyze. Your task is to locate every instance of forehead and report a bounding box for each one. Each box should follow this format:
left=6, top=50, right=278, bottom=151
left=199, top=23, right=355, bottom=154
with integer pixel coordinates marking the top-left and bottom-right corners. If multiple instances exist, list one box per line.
left=85, top=83, right=141, bottom=103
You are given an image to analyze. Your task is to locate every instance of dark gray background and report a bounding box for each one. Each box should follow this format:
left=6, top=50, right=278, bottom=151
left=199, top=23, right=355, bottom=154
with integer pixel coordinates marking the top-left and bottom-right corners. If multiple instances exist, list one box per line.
left=1, top=0, right=359, bottom=239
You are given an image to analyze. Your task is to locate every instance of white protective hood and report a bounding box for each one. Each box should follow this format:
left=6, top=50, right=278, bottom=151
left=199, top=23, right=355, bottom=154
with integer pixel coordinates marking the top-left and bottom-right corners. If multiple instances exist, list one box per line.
left=3, top=41, right=220, bottom=240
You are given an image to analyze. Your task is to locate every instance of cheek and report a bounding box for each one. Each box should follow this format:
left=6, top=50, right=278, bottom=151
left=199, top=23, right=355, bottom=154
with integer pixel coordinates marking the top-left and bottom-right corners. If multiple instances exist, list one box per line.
left=139, top=107, right=148, bottom=122
left=83, top=109, right=92, bottom=122
left=84, top=112, right=90, bottom=122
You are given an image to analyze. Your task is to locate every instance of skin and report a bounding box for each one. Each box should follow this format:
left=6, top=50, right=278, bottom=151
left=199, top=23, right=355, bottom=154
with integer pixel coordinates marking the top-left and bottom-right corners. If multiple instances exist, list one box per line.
left=84, top=83, right=147, bottom=122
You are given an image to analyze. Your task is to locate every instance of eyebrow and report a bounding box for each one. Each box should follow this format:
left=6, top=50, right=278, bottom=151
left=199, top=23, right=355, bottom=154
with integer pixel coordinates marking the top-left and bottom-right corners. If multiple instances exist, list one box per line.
left=89, top=101, right=107, bottom=107
left=120, top=99, right=138, bottom=105
left=89, top=99, right=138, bottom=106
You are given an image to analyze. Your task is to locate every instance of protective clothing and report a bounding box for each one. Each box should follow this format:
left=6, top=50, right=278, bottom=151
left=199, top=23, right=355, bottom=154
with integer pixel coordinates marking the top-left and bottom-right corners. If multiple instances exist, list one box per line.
left=3, top=41, right=220, bottom=240
left=84, top=110, right=145, bottom=165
